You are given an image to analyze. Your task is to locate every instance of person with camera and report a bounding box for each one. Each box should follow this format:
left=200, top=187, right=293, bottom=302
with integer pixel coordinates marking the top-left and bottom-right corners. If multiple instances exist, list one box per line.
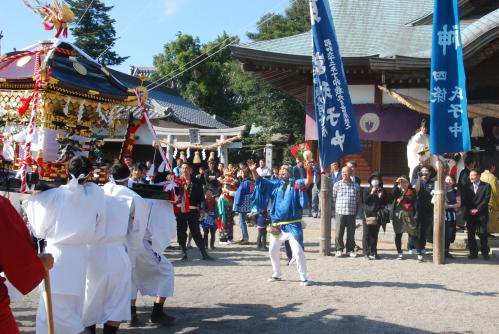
left=412, top=166, right=435, bottom=260
left=392, top=176, right=418, bottom=260
left=443, top=175, right=460, bottom=258
left=363, top=172, right=389, bottom=260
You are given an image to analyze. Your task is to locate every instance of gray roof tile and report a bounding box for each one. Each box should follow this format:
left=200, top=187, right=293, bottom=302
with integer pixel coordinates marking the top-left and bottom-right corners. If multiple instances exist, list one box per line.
left=109, top=69, right=229, bottom=129
left=237, top=1, right=497, bottom=60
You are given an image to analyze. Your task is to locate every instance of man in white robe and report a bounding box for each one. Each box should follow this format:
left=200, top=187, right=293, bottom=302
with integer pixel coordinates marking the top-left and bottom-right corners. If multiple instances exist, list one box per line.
left=83, top=163, right=148, bottom=334
left=129, top=184, right=177, bottom=326
left=24, top=156, right=106, bottom=334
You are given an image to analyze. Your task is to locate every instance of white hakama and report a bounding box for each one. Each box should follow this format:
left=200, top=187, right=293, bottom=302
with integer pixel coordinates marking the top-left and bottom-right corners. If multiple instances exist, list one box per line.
left=24, top=182, right=106, bottom=334
left=132, top=199, right=176, bottom=298
left=83, top=183, right=148, bottom=326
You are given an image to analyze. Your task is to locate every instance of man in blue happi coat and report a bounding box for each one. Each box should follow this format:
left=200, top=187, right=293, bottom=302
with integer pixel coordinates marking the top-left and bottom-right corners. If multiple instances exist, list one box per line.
left=248, top=159, right=313, bottom=286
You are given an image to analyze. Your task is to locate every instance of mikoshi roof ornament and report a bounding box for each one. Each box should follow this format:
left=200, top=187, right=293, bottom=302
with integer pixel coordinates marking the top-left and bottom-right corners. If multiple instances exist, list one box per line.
left=0, top=37, right=139, bottom=191
left=23, top=0, right=75, bottom=38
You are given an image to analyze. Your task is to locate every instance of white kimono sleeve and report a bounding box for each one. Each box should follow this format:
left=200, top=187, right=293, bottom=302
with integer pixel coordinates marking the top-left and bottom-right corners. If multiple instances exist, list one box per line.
left=23, top=188, right=60, bottom=239
left=127, top=195, right=149, bottom=268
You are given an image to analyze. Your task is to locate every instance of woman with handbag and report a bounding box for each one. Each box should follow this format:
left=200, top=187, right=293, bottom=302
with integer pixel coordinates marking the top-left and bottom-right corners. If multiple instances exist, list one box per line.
left=392, top=176, right=419, bottom=260
left=363, top=172, right=388, bottom=260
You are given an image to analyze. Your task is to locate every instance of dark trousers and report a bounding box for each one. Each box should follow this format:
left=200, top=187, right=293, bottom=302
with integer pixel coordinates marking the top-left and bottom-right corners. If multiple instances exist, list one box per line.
left=284, top=240, right=292, bottom=260
left=363, top=222, right=380, bottom=256
left=203, top=227, right=217, bottom=248
left=176, top=210, right=206, bottom=254
left=416, top=214, right=433, bottom=250
left=445, top=220, right=457, bottom=251
left=257, top=228, right=267, bottom=248
left=467, top=217, right=489, bottom=256
left=395, top=233, right=423, bottom=254
left=335, top=214, right=356, bottom=252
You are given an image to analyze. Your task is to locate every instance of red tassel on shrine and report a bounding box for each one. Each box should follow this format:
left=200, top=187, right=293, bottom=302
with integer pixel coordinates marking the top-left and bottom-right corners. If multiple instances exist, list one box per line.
left=17, top=95, right=34, bottom=116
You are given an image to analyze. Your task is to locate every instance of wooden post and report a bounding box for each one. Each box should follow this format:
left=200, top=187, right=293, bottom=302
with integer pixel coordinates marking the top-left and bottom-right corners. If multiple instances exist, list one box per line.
left=433, top=159, right=445, bottom=264
left=320, top=174, right=332, bottom=256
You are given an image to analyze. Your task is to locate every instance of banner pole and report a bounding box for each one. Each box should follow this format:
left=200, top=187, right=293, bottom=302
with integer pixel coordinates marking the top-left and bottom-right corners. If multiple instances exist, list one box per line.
left=320, top=174, right=332, bottom=256
left=433, top=159, right=445, bottom=264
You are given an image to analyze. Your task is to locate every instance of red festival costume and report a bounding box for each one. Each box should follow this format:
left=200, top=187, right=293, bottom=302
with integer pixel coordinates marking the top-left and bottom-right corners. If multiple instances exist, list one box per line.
left=0, top=196, right=46, bottom=334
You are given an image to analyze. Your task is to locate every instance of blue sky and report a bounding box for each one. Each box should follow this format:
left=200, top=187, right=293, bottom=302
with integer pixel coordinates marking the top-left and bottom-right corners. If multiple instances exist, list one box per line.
left=1, top=0, right=291, bottom=72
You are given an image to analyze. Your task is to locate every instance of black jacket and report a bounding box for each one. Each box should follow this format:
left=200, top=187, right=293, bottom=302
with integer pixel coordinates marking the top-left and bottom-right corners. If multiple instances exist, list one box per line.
left=187, top=177, right=205, bottom=208
left=462, top=181, right=491, bottom=224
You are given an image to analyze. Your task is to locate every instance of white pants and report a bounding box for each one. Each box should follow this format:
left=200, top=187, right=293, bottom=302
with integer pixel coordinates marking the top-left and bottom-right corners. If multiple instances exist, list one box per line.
left=132, top=242, right=174, bottom=298
left=269, top=230, right=308, bottom=282
left=36, top=293, right=84, bottom=334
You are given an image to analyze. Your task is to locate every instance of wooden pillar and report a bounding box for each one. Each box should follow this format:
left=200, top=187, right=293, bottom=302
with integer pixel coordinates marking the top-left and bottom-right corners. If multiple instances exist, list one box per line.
left=265, top=143, right=273, bottom=170
left=166, top=134, right=173, bottom=166
left=372, top=141, right=381, bottom=172
left=433, top=159, right=445, bottom=264
left=220, top=135, right=228, bottom=165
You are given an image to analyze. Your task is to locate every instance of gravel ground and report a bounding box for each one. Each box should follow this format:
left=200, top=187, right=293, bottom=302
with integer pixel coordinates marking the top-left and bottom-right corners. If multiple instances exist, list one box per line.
left=11, top=226, right=499, bottom=334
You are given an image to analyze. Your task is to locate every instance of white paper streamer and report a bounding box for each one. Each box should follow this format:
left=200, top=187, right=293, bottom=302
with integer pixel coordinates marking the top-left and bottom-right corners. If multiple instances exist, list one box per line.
left=173, top=147, right=178, bottom=159
left=186, top=147, right=191, bottom=159
left=63, top=96, right=71, bottom=116
left=77, top=100, right=85, bottom=123
left=202, top=149, right=206, bottom=160
left=217, top=146, right=221, bottom=158
left=96, top=103, right=107, bottom=124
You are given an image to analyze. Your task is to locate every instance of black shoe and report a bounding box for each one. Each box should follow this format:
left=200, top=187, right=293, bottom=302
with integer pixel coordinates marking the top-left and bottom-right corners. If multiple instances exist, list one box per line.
left=264, top=246, right=269, bottom=251
left=202, top=254, right=215, bottom=261
left=483, top=254, right=490, bottom=260
left=181, top=253, right=188, bottom=261
left=129, top=313, right=144, bottom=327
left=150, top=311, right=176, bottom=326
left=150, top=303, right=176, bottom=326
left=210, top=245, right=216, bottom=249
left=468, top=254, right=478, bottom=259
left=445, top=252, right=454, bottom=259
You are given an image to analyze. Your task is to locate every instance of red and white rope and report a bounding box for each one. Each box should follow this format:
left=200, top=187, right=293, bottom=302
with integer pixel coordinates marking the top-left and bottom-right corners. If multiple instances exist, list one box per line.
left=19, top=51, right=43, bottom=192
left=133, top=87, right=172, bottom=172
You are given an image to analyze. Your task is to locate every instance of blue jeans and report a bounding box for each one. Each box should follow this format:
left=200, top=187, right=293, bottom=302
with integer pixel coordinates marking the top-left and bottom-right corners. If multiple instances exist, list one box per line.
left=239, top=212, right=249, bottom=241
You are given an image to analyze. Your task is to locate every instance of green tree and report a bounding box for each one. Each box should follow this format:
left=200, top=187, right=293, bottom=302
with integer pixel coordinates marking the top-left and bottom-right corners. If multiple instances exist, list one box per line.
left=66, top=0, right=128, bottom=65
left=151, top=32, right=239, bottom=119
left=246, top=0, right=310, bottom=41
left=228, top=61, right=305, bottom=155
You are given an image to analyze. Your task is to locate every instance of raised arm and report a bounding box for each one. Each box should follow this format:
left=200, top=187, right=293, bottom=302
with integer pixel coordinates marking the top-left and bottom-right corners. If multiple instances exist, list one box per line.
left=247, top=159, right=260, bottom=181
left=303, top=161, right=314, bottom=189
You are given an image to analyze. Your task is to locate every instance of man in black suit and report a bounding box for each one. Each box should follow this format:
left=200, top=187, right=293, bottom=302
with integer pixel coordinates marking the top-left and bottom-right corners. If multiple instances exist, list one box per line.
left=462, top=169, right=491, bottom=259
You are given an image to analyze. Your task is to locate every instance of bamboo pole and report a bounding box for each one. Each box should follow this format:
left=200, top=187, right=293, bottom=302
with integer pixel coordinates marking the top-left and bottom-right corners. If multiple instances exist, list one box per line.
left=433, top=160, right=445, bottom=264
left=320, top=174, right=332, bottom=256
left=42, top=272, right=55, bottom=334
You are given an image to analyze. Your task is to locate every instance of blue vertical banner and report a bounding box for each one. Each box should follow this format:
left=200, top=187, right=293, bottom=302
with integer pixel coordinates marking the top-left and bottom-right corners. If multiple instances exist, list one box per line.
left=430, top=0, right=471, bottom=154
left=310, top=0, right=361, bottom=170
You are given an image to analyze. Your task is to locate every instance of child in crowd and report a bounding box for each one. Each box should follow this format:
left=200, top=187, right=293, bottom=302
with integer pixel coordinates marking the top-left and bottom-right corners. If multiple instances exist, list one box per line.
left=128, top=164, right=143, bottom=187
left=255, top=209, right=269, bottom=250
left=201, top=190, right=218, bottom=249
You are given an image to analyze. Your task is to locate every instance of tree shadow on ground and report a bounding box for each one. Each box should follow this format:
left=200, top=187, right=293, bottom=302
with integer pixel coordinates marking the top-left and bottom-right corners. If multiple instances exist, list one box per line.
left=126, top=302, right=438, bottom=334
left=313, top=280, right=497, bottom=297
